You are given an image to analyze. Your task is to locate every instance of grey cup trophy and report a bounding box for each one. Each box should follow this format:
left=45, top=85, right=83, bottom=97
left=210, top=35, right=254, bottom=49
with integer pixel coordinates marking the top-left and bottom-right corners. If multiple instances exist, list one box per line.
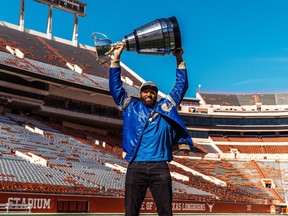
left=92, top=16, right=182, bottom=63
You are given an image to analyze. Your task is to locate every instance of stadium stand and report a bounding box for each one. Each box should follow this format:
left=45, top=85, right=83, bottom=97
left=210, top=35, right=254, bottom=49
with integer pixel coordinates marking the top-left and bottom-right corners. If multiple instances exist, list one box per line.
left=0, top=112, right=217, bottom=200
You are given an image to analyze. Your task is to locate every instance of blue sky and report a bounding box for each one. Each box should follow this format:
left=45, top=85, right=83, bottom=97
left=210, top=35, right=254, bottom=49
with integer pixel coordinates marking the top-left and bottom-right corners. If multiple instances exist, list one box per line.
left=2, top=0, right=288, bottom=98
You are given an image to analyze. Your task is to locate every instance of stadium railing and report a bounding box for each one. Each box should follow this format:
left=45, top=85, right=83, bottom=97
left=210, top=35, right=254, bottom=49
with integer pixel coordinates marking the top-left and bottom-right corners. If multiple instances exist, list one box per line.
left=0, top=203, right=32, bottom=213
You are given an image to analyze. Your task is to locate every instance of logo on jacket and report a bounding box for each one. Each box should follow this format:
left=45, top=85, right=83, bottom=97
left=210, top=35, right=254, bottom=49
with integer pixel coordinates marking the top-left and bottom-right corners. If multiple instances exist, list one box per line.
left=161, top=102, right=172, bottom=112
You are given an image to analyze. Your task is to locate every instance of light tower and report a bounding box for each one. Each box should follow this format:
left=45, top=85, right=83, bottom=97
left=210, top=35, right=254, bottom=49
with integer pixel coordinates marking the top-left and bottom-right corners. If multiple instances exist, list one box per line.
left=19, top=0, right=25, bottom=32
left=19, top=0, right=87, bottom=46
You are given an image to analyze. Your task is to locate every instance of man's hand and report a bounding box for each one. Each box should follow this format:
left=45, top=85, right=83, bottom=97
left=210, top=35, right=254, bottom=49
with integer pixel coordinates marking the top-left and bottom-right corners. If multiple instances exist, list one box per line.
left=173, top=48, right=185, bottom=68
left=113, top=42, right=125, bottom=61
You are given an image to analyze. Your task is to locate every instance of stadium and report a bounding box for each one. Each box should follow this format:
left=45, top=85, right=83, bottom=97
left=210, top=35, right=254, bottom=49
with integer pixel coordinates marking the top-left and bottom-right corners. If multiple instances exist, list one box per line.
left=0, top=0, right=286, bottom=215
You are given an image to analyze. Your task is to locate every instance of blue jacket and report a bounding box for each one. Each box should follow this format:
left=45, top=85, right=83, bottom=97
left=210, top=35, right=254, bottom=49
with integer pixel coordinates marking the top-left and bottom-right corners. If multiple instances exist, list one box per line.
left=109, top=66, right=193, bottom=162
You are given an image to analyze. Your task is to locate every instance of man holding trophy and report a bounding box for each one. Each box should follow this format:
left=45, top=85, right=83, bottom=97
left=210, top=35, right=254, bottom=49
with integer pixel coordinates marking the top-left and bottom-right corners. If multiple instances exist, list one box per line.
left=105, top=17, right=193, bottom=216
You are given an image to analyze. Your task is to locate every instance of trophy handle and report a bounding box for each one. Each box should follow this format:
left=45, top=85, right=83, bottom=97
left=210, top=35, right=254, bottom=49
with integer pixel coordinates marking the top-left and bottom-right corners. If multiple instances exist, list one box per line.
left=91, top=32, right=113, bottom=63
left=91, top=32, right=124, bottom=63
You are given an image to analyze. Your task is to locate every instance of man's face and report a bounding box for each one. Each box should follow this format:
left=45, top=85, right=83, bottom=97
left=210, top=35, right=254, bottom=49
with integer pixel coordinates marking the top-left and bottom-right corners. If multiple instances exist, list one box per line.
left=140, top=89, right=157, bottom=108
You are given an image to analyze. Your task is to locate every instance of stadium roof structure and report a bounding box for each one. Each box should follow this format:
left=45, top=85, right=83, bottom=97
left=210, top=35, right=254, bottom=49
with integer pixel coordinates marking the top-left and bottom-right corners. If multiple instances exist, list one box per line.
left=198, top=91, right=288, bottom=106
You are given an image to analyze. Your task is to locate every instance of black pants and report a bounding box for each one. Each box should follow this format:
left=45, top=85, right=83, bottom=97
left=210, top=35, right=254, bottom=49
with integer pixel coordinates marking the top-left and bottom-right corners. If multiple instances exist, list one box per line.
left=125, top=161, right=173, bottom=216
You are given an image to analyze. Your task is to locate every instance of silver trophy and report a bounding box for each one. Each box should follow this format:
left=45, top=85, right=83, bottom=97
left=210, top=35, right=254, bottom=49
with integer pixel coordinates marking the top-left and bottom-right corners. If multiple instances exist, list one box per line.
left=92, top=16, right=182, bottom=63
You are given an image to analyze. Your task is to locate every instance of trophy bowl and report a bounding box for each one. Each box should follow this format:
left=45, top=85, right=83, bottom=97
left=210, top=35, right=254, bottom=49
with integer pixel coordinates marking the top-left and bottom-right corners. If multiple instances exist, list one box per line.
left=92, top=16, right=182, bottom=63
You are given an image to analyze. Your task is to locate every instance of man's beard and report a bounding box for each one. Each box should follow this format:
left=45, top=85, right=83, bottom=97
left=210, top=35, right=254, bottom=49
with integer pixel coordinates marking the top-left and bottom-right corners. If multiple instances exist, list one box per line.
left=140, top=96, right=157, bottom=108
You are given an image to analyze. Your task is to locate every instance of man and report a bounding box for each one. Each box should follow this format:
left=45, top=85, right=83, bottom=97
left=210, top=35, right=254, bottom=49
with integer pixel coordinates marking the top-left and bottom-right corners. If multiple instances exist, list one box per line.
left=109, top=44, right=193, bottom=216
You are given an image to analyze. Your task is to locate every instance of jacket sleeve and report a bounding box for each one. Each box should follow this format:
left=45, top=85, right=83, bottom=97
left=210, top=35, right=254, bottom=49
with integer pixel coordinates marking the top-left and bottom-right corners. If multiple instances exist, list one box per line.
left=167, top=68, right=188, bottom=106
left=109, top=66, right=128, bottom=109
